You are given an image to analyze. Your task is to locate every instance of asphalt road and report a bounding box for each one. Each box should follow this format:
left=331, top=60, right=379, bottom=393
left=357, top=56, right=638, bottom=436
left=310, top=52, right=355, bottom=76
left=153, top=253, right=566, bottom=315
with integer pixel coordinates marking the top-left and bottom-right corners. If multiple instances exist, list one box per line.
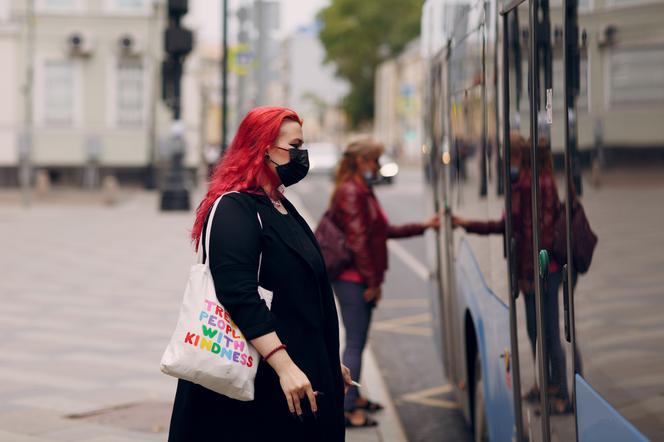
left=293, top=168, right=472, bottom=442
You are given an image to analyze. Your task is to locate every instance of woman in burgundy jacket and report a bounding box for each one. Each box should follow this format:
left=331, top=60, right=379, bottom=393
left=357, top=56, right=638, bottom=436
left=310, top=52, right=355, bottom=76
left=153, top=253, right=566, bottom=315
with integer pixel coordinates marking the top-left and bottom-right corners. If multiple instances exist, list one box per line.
left=329, top=138, right=439, bottom=427
left=453, top=135, right=572, bottom=414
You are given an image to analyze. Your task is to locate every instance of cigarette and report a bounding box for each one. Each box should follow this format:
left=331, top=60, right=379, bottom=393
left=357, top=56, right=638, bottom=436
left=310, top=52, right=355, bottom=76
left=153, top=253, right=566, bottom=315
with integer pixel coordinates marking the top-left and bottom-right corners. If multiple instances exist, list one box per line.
left=351, top=380, right=362, bottom=388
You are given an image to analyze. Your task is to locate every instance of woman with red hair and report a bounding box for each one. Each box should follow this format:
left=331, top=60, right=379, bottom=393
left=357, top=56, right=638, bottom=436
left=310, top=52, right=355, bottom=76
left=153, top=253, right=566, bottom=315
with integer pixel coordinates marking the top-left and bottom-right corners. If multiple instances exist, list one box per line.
left=169, top=107, right=350, bottom=441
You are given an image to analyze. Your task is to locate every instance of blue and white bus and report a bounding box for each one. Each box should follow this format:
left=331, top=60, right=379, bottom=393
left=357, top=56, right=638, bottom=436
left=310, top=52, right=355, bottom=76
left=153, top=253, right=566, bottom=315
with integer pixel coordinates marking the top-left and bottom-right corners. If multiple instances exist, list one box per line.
left=421, top=0, right=664, bottom=440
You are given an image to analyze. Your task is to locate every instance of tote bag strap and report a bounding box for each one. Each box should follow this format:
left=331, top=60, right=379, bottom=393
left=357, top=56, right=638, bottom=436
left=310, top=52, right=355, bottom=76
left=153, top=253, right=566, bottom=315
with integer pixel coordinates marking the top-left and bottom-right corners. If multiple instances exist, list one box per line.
left=200, top=191, right=264, bottom=279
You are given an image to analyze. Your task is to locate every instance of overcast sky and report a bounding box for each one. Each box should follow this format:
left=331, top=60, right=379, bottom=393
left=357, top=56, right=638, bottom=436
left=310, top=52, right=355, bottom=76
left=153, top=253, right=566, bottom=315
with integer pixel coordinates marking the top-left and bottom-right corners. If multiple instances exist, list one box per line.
left=191, top=0, right=331, bottom=44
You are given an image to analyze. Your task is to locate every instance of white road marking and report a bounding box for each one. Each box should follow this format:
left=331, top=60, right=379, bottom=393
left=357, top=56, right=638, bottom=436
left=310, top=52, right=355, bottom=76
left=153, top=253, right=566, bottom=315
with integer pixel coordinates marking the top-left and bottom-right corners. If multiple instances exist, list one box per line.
left=399, top=384, right=460, bottom=409
left=387, top=239, right=431, bottom=281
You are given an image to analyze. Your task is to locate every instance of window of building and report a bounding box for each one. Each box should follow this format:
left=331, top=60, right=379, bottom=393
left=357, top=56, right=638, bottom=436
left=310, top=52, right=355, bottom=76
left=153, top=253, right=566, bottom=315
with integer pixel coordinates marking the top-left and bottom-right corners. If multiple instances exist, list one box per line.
left=609, top=45, right=664, bottom=106
left=116, top=0, right=144, bottom=7
left=44, top=60, right=74, bottom=126
left=116, top=58, right=144, bottom=127
left=606, top=0, right=660, bottom=7
left=105, top=0, right=148, bottom=14
left=37, top=0, right=83, bottom=12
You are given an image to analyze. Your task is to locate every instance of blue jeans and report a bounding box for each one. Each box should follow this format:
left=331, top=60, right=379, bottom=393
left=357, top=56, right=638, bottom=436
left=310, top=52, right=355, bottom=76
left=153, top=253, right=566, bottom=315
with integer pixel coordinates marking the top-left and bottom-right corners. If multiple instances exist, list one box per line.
left=524, top=270, right=569, bottom=399
left=333, top=280, right=373, bottom=412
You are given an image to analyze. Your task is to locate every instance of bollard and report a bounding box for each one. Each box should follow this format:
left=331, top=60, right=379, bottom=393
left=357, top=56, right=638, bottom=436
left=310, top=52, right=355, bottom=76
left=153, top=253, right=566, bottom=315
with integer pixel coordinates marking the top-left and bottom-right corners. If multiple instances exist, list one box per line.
left=34, top=170, right=50, bottom=198
left=101, top=175, right=120, bottom=206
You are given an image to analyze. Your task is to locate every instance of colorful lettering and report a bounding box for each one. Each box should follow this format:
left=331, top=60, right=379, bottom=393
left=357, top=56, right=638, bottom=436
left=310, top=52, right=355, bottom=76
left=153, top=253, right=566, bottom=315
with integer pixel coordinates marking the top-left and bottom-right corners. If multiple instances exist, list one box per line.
left=220, top=348, right=233, bottom=360
left=232, top=351, right=240, bottom=363
left=247, top=356, right=254, bottom=367
left=208, top=315, right=217, bottom=327
left=194, top=335, right=200, bottom=346
left=231, top=327, right=242, bottom=339
left=184, top=332, right=196, bottom=345
left=203, top=300, right=216, bottom=312
left=233, top=340, right=245, bottom=352
left=199, top=311, right=209, bottom=322
left=211, top=343, right=221, bottom=354
left=240, top=353, right=248, bottom=365
left=201, top=325, right=218, bottom=338
left=223, top=335, right=233, bottom=347
left=215, top=305, right=224, bottom=316
left=200, top=338, right=213, bottom=351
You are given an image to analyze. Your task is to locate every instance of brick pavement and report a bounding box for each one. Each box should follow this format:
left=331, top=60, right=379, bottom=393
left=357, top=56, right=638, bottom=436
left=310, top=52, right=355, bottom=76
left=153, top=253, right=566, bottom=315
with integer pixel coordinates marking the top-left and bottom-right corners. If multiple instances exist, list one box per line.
left=0, top=190, right=403, bottom=442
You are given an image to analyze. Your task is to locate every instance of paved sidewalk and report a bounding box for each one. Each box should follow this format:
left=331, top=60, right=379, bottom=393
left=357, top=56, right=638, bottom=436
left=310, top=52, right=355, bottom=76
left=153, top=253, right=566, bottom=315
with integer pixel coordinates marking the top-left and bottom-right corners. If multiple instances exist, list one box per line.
left=0, top=190, right=406, bottom=442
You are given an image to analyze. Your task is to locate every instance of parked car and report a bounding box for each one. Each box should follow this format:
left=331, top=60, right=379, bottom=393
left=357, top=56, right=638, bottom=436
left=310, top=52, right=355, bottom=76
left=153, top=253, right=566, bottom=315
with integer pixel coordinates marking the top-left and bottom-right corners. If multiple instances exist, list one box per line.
left=376, top=153, right=399, bottom=184
left=307, top=142, right=340, bottom=177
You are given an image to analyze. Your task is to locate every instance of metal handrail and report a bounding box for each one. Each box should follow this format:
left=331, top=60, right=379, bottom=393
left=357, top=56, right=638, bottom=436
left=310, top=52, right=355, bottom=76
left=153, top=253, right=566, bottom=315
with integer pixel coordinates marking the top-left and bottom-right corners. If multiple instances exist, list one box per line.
left=501, top=0, right=528, bottom=15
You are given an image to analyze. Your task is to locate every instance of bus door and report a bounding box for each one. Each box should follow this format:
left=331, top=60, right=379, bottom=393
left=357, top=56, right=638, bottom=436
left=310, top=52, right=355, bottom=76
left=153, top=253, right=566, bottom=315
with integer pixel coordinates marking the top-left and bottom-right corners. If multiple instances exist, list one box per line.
left=501, top=0, right=575, bottom=440
left=561, top=1, right=664, bottom=441
left=532, top=0, right=580, bottom=439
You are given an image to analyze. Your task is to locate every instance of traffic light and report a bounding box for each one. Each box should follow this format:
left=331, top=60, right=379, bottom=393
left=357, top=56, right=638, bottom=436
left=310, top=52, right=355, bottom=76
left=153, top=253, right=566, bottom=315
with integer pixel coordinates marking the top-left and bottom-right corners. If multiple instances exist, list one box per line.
left=161, top=0, right=194, bottom=116
left=165, top=25, right=193, bottom=57
left=159, top=0, right=194, bottom=211
left=168, top=0, right=188, bottom=17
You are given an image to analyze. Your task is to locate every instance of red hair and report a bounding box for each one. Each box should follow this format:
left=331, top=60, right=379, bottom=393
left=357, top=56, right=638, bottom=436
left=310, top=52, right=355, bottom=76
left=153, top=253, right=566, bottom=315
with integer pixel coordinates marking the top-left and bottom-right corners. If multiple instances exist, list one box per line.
left=192, top=106, right=302, bottom=248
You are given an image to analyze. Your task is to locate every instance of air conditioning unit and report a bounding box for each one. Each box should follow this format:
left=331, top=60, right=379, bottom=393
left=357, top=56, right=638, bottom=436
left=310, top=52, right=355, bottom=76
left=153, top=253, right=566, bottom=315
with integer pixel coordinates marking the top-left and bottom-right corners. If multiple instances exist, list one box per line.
left=553, top=25, right=563, bottom=47
left=598, top=24, right=617, bottom=48
left=67, top=32, right=94, bottom=57
left=118, top=34, right=142, bottom=56
left=580, top=29, right=588, bottom=49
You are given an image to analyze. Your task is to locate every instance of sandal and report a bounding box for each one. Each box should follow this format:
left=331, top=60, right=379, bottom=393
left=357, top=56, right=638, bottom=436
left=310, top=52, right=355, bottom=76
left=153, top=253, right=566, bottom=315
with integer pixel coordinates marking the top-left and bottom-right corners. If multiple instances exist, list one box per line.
left=550, top=397, right=573, bottom=415
left=344, top=414, right=378, bottom=428
left=355, top=398, right=385, bottom=412
left=523, top=385, right=540, bottom=403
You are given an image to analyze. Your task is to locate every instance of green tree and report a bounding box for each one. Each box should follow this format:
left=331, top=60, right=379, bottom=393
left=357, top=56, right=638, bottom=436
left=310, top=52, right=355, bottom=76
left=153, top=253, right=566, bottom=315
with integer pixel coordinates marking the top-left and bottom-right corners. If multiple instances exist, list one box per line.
left=318, top=0, right=423, bottom=127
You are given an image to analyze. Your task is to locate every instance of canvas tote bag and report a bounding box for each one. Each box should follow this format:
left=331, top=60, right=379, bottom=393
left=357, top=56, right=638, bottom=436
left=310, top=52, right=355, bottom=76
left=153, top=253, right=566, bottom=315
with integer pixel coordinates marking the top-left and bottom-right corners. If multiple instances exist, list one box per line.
left=160, top=192, right=272, bottom=401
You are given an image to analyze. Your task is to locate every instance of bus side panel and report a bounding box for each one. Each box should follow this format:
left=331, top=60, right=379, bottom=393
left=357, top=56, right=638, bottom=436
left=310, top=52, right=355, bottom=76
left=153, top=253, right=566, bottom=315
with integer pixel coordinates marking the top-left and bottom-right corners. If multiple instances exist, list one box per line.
left=456, top=239, right=515, bottom=441
left=576, top=375, right=649, bottom=442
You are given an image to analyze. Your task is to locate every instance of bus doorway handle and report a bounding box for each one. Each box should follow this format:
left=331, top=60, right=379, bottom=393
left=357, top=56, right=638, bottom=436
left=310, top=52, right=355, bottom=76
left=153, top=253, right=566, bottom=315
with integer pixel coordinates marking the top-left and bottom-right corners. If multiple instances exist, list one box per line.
left=562, top=264, right=571, bottom=343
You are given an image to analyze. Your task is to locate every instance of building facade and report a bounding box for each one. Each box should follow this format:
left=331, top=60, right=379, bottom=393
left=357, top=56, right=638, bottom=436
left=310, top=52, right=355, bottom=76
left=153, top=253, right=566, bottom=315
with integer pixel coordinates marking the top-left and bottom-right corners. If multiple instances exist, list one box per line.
left=374, top=38, right=424, bottom=164
left=0, top=0, right=205, bottom=187
left=277, top=22, right=348, bottom=144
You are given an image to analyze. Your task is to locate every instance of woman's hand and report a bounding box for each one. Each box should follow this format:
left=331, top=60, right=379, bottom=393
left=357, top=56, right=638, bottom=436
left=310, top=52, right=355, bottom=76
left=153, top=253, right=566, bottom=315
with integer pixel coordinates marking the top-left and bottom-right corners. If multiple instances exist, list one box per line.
left=423, top=214, right=441, bottom=230
left=451, top=214, right=468, bottom=229
left=363, top=286, right=382, bottom=304
left=271, top=355, right=318, bottom=417
left=341, top=364, right=353, bottom=394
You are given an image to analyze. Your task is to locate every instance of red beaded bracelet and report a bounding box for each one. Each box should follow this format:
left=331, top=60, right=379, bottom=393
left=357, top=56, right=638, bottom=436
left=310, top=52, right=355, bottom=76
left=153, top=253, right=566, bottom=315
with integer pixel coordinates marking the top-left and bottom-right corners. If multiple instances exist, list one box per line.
left=264, top=344, right=287, bottom=362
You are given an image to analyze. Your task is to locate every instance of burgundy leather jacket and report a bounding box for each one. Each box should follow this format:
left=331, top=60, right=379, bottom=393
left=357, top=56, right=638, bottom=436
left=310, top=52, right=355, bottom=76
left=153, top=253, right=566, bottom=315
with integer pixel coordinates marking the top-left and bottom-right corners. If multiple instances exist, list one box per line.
left=330, top=178, right=426, bottom=287
left=464, top=170, right=560, bottom=288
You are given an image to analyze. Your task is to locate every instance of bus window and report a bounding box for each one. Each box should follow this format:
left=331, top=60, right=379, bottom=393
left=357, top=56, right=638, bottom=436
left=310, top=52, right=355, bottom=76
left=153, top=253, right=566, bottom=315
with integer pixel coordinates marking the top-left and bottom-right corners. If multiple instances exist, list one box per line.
left=570, top=11, right=664, bottom=439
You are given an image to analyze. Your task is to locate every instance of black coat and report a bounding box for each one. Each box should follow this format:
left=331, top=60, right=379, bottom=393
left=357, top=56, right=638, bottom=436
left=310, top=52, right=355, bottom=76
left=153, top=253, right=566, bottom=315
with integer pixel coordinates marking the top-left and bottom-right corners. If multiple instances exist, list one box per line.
left=168, top=192, right=345, bottom=442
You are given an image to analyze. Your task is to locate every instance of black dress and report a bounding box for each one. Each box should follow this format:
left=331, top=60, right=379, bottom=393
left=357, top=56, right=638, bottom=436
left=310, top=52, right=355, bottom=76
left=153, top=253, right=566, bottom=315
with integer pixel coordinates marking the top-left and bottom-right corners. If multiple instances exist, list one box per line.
left=168, top=192, right=345, bottom=442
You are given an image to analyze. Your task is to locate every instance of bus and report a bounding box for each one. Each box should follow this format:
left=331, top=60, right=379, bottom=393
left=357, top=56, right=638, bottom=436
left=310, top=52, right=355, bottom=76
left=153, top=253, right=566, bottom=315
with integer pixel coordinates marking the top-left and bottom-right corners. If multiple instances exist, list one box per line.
left=420, top=0, right=664, bottom=440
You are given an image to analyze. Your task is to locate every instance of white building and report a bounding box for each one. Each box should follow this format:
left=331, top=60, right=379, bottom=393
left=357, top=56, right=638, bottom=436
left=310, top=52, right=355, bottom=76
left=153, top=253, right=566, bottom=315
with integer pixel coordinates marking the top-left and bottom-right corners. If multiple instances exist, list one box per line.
left=0, top=0, right=207, bottom=187
left=278, top=22, right=348, bottom=143
left=374, top=38, right=424, bottom=163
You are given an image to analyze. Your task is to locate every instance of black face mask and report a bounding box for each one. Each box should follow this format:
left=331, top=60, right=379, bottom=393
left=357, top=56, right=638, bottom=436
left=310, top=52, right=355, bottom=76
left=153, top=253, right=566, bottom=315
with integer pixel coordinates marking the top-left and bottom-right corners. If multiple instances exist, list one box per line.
left=270, top=147, right=309, bottom=187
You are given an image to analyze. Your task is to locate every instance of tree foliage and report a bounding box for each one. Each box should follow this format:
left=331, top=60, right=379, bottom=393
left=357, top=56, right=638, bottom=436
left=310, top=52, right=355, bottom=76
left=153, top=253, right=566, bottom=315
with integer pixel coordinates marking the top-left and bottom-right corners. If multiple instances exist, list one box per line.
left=318, top=0, right=423, bottom=127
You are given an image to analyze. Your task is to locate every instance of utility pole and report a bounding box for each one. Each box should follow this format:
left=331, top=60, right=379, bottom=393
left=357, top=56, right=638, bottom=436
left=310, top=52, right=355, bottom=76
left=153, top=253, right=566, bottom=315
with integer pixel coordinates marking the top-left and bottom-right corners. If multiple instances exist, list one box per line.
left=145, top=0, right=163, bottom=190
left=159, top=0, right=194, bottom=211
left=20, top=0, right=36, bottom=207
left=220, top=0, right=229, bottom=154
left=236, top=4, right=250, bottom=127
left=253, top=0, right=266, bottom=106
